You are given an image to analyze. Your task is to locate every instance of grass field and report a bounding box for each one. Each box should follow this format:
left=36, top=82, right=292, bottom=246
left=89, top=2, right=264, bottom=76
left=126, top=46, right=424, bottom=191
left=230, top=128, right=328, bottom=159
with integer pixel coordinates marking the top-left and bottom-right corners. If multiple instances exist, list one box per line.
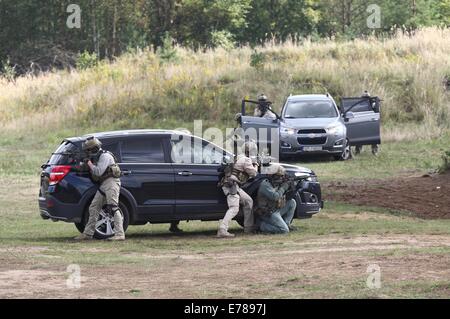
left=0, top=137, right=449, bottom=298
left=0, top=27, right=449, bottom=298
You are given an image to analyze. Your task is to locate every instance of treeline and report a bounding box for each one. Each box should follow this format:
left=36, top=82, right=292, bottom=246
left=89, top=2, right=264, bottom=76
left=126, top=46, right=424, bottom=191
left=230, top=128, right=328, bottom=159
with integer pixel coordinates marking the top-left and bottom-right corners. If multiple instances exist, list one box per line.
left=1, top=0, right=449, bottom=74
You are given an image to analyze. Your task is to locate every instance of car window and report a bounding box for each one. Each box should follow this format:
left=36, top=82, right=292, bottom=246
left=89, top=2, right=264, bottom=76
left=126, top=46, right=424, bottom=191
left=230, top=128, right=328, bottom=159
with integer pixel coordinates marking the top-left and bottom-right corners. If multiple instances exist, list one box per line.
left=341, top=98, right=373, bottom=113
left=284, top=100, right=337, bottom=118
left=121, top=138, right=165, bottom=163
left=171, top=136, right=223, bottom=164
left=49, top=141, right=79, bottom=165
left=102, top=141, right=120, bottom=159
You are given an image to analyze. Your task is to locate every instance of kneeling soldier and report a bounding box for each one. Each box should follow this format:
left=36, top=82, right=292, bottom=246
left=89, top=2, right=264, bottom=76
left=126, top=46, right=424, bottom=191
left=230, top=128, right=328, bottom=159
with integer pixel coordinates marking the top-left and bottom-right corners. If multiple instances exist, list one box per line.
left=255, top=164, right=296, bottom=234
left=74, top=136, right=125, bottom=241
left=217, top=141, right=258, bottom=238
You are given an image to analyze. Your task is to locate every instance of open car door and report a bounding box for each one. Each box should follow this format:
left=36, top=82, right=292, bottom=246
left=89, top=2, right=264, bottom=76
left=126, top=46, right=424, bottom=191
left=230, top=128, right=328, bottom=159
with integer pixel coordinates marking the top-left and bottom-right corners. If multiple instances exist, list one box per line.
left=340, top=96, right=381, bottom=146
left=239, top=99, right=280, bottom=154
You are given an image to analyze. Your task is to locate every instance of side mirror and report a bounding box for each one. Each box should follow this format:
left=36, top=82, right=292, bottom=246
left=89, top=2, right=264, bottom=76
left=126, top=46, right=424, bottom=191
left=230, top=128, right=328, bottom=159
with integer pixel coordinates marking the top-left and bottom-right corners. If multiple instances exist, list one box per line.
left=345, top=111, right=355, bottom=119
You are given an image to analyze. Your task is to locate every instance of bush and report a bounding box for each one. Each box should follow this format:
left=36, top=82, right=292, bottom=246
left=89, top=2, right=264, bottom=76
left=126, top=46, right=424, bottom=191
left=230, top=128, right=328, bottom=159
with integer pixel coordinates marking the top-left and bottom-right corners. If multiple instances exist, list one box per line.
left=438, top=150, right=450, bottom=173
left=1, top=58, right=16, bottom=82
left=250, top=50, right=266, bottom=70
left=76, top=51, right=98, bottom=70
left=210, top=30, right=235, bottom=50
left=157, top=32, right=178, bottom=64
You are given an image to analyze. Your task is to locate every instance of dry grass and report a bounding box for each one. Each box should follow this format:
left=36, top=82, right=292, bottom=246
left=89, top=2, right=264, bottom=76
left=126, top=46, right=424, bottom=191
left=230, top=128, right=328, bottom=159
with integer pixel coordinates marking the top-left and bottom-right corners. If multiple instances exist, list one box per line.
left=0, top=27, right=449, bottom=141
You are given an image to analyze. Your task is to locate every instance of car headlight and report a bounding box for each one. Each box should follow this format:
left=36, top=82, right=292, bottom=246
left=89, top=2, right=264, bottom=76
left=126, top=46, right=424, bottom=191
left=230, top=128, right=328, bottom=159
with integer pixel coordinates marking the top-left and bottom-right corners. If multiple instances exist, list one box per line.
left=280, top=127, right=296, bottom=135
left=295, top=172, right=318, bottom=182
left=327, top=125, right=343, bottom=135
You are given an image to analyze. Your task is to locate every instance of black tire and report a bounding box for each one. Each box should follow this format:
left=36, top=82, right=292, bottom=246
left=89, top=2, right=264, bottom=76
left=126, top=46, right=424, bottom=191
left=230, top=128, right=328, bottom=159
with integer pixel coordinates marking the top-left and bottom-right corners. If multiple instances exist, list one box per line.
left=75, top=217, right=87, bottom=234
left=74, top=201, right=130, bottom=239
left=334, top=139, right=352, bottom=161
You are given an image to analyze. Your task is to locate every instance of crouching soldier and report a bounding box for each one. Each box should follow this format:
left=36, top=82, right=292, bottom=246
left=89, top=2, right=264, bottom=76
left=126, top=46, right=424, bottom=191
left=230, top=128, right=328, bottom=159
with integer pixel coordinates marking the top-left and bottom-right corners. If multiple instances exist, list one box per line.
left=217, top=141, right=258, bottom=238
left=255, top=164, right=296, bottom=234
left=74, top=136, right=125, bottom=241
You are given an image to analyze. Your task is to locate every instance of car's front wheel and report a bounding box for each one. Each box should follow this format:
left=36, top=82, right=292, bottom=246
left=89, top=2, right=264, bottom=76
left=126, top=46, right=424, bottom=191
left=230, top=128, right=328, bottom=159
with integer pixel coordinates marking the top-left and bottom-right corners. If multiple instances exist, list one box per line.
left=334, top=139, right=352, bottom=161
left=75, top=201, right=130, bottom=239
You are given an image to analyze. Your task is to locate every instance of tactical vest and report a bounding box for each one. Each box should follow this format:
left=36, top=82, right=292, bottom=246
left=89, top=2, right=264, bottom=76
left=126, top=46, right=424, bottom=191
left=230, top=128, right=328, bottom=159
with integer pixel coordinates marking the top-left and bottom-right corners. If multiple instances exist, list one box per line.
left=218, top=162, right=238, bottom=195
left=255, top=179, right=286, bottom=216
left=91, top=150, right=121, bottom=183
left=232, top=168, right=250, bottom=184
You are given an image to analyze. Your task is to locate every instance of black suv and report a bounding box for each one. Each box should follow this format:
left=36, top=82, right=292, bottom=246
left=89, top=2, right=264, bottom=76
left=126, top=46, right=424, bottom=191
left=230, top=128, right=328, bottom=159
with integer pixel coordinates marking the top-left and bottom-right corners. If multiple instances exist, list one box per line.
left=39, top=130, right=323, bottom=237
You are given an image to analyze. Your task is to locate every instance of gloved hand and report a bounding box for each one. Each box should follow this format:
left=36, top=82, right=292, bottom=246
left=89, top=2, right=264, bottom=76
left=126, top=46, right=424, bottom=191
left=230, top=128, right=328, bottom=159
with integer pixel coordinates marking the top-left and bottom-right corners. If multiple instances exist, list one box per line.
left=279, top=182, right=290, bottom=194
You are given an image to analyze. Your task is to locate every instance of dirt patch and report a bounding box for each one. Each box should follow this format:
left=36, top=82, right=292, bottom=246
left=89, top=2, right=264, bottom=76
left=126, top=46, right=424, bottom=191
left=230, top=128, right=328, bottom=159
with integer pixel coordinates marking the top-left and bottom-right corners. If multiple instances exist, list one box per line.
left=0, top=270, right=68, bottom=298
left=325, top=172, right=450, bottom=219
left=0, top=235, right=449, bottom=298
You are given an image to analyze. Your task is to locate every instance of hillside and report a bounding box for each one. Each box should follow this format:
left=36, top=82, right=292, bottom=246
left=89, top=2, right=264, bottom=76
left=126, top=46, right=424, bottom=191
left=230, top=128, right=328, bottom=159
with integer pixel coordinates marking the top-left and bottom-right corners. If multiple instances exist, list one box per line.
left=0, top=27, right=449, bottom=144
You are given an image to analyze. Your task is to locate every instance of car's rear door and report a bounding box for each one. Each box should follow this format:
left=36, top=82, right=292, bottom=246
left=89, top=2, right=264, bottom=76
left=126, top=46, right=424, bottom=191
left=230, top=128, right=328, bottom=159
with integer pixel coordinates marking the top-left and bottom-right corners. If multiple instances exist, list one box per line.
left=119, top=135, right=175, bottom=221
left=170, top=135, right=227, bottom=219
left=341, top=97, right=381, bottom=146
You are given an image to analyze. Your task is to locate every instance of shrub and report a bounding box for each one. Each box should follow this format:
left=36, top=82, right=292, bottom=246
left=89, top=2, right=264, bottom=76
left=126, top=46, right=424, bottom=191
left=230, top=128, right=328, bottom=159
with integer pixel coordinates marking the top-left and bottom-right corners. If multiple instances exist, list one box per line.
left=157, top=32, right=178, bottom=64
left=438, top=150, right=450, bottom=173
left=1, top=58, right=16, bottom=82
left=76, top=51, right=98, bottom=70
left=210, top=30, right=235, bottom=50
left=250, top=50, right=266, bottom=70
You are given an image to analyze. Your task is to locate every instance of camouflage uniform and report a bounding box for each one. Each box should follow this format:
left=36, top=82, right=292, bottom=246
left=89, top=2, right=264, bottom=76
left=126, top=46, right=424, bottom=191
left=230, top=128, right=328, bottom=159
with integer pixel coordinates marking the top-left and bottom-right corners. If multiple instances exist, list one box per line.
left=254, top=164, right=296, bottom=234
left=254, top=107, right=277, bottom=119
left=83, top=151, right=124, bottom=240
left=218, top=154, right=257, bottom=237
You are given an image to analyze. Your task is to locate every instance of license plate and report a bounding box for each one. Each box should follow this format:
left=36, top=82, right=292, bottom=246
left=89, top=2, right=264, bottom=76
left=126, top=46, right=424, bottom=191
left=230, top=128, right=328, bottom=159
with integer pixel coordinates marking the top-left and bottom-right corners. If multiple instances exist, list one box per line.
left=303, top=146, right=322, bottom=152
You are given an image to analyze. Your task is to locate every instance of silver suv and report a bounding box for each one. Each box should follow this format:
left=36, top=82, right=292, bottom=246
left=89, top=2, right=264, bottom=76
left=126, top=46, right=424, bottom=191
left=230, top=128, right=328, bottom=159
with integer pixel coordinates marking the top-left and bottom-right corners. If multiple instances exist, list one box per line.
left=240, top=93, right=381, bottom=161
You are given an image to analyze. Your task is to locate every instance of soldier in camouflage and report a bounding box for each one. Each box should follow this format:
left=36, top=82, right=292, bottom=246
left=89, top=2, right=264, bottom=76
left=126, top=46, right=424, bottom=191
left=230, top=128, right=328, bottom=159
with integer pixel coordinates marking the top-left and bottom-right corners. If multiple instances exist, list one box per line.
left=254, top=164, right=297, bottom=234
left=217, top=141, right=258, bottom=238
left=254, top=94, right=277, bottom=120
left=74, top=136, right=125, bottom=241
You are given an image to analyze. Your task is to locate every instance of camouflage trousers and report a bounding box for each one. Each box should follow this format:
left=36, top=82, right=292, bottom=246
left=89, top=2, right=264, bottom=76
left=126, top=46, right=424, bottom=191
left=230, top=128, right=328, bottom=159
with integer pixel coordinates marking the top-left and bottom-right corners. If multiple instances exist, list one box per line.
left=83, top=177, right=124, bottom=238
left=219, top=186, right=254, bottom=231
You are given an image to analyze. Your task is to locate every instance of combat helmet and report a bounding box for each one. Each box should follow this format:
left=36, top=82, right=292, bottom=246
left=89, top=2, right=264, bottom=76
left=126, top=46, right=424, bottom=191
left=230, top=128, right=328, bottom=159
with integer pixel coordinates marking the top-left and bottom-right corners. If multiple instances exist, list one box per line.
left=82, top=136, right=102, bottom=154
left=258, top=93, right=269, bottom=103
left=264, top=163, right=286, bottom=176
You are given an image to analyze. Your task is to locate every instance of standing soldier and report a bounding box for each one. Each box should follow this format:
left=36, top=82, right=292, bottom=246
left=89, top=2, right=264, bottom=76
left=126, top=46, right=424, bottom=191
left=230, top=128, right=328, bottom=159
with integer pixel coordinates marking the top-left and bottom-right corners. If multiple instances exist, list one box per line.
left=217, top=141, right=258, bottom=238
left=74, top=136, right=125, bottom=241
left=254, top=94, right=277, bottom=120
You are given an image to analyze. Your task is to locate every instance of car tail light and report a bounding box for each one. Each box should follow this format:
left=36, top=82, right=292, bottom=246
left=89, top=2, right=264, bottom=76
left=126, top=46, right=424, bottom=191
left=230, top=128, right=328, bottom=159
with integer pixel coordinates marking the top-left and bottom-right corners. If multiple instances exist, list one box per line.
left=49, top=165, right=72, bottom=185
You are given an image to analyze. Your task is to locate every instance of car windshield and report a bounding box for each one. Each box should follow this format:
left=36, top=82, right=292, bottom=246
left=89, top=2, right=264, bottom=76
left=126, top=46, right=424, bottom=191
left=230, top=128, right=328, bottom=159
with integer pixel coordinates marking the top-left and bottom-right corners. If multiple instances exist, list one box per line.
left=284, top=100, right=338, bottom=118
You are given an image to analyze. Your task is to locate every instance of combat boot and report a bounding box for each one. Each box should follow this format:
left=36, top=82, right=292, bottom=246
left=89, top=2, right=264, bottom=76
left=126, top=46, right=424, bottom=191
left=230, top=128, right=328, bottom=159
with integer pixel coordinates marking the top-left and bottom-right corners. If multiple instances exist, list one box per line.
left=169, top=223, right=183, bottom=233
left=73, top=233, right=93, bottom=241
left=243, top=226, right=258, bottom=234
left=216, top=228, right=235, bottom=238
left=107, top=235, right=125, bottom=241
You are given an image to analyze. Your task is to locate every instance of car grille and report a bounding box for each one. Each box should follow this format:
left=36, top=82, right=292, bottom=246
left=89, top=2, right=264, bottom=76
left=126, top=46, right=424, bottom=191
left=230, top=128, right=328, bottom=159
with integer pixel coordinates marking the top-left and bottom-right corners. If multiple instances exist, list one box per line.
left=298, top=137, right=327, bottom=145
left=298, top=129, right=327, bottom=134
